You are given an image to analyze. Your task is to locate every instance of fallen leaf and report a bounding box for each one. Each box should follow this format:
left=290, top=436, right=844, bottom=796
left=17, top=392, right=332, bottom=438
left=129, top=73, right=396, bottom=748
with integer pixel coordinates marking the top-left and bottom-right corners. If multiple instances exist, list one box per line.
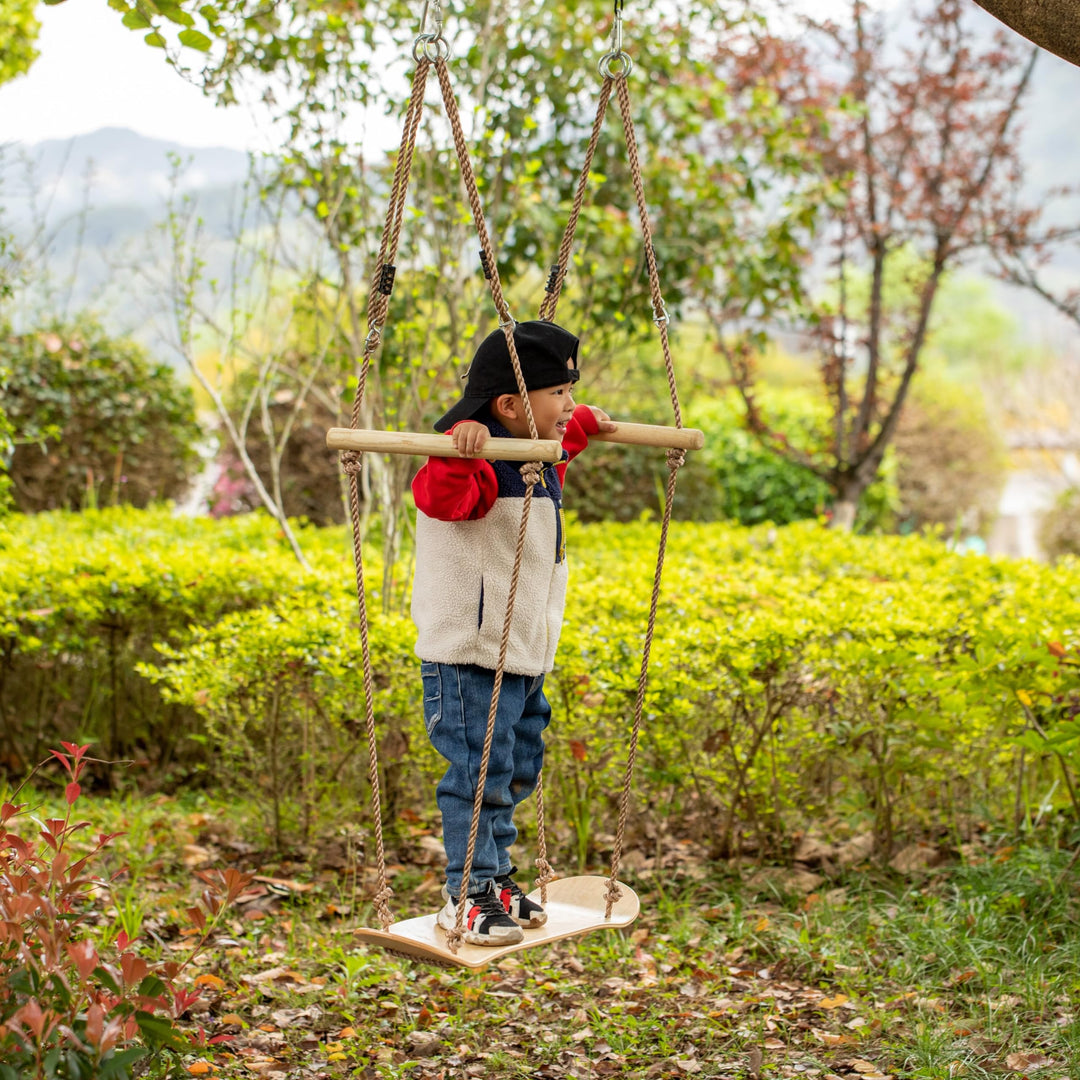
left=1005, top=1051, right=1054, bottom=1071
left=187, top=1064, right=214, bottom=1077
left=194, top=973, right=226, bottom=990
left=673, top=1060, right=702, bottom=1074
left=819, top=994, right=849, bottom=1009
left=252, top=874, right=314, bottom=893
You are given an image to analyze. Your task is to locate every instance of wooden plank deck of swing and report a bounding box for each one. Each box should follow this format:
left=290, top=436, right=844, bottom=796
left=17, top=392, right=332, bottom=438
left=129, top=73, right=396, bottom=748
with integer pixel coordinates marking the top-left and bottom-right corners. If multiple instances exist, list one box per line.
left=354, top=876, right=640, bottom=968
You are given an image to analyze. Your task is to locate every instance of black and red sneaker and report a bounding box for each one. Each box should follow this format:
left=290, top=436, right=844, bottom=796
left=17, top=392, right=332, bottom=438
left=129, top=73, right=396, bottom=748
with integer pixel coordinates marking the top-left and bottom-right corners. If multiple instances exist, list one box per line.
left=436, top=883, right=524, bottom=946
left=496, top=868, right=548, bottom=928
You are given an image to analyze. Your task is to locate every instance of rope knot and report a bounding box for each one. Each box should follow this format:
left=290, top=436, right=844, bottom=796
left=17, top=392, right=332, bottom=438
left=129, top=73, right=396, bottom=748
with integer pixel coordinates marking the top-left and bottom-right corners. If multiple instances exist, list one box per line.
left=603, top=878, right=623, bottom=914
left=666, top=448, right=686, bottom=471
left=519, top=461, right=543, bottom=485
left=340, top=450, right=364, bottom=475
left=533, top=857, right=556, bottom=889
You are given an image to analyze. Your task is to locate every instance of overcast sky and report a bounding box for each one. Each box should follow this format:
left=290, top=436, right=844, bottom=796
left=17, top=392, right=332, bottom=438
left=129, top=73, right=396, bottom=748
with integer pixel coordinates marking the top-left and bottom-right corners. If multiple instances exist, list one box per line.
left=0, top=0, right=277, bottom=150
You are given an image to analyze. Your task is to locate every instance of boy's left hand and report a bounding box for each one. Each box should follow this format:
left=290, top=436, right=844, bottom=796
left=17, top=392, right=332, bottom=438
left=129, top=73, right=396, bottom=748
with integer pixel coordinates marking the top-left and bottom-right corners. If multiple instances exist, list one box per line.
left=588, top=406, right=619, bottom=433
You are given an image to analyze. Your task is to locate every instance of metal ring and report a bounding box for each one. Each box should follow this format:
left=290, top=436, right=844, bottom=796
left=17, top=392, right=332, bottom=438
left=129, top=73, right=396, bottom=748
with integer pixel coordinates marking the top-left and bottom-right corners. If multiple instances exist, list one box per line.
left=412, top=33, right=451, bottom=63
left=598, top=50, right=633, bottom=80
left=364, top=326, right=382, bottom=349
left=653, top=303, right=670, bottom=329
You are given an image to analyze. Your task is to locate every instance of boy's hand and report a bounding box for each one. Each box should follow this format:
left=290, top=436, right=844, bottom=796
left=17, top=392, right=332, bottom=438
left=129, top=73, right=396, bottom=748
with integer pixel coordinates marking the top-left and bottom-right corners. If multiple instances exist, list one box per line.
left=450, top=421, right=490, bottom=458
left=588, top=406, right=619, bottom=434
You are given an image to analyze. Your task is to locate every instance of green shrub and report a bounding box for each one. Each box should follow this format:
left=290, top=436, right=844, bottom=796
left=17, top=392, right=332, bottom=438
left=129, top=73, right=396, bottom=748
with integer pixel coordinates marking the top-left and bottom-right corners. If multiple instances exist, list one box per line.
left=6, top=507, right=1080, bottom=867
left=0, top=353, right=12, bottom=518
left=1039, top=487, right=1080, bottom=561
left=1, top=321, right=201, bottom=512
left=551, top=522, right=1080, bottom=860
left=0, top=507, right=338, bottom=769
left=138, top=597, right=434, bottom=851
left=567, top=388, right=898, bottom=529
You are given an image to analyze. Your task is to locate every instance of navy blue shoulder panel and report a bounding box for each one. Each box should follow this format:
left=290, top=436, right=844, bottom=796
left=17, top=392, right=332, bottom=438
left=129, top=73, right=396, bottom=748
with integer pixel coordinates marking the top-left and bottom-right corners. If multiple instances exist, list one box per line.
left=482, top=417, right=566, bottom=502
left=492, top=458, right=562, bottom=501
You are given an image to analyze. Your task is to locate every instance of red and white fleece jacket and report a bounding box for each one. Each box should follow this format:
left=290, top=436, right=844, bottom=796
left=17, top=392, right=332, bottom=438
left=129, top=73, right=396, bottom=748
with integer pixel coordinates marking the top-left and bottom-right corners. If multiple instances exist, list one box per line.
left=410, top=404, right=600, bottom=676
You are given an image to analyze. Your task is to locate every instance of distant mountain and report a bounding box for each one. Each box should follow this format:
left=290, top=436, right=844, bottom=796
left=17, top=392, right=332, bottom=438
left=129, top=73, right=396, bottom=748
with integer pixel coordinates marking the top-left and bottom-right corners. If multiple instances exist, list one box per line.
left=0, top=126, right=251, bottom=226
left=0, top=128, right=293, bottom=332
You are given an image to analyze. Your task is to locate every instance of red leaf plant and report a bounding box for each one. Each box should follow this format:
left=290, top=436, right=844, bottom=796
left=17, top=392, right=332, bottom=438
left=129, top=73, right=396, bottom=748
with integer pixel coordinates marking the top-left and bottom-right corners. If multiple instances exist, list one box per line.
left=0, top=744, right=252, bottom=1079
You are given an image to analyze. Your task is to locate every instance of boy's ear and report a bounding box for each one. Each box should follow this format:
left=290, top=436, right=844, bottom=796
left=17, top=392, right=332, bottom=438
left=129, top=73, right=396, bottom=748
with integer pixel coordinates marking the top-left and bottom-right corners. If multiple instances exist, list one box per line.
left=491, top=393, right=520, bottom=421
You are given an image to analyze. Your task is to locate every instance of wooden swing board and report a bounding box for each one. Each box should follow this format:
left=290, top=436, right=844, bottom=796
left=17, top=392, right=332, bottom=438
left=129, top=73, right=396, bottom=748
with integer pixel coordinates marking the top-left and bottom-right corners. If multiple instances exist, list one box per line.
left=353, top=875, right=639, bottom=969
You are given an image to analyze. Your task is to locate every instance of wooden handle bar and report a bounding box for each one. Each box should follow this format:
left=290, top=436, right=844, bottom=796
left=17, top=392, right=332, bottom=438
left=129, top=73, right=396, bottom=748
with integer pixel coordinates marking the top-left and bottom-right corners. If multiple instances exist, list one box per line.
left=326, top=428, right=564, bottom=461
left=326, top=421, right=705, bottom=460
left=591, top=422, right=705, bottom=451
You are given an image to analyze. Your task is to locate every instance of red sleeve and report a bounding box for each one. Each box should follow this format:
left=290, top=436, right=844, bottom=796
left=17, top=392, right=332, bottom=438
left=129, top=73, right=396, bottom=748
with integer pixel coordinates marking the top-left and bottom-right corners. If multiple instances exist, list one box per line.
left=556, top=404, right=600, bottom=483
left=412, top=428, right=499, bottom=521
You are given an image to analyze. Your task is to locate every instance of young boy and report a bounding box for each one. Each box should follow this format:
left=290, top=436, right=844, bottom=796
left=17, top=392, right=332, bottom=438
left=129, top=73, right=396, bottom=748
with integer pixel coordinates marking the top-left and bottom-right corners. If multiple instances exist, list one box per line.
left=411, top=320, right=616, bottom=946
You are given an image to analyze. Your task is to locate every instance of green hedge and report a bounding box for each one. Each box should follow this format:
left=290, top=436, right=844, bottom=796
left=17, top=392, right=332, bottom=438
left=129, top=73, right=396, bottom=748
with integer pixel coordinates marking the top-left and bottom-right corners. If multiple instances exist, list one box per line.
left=0, top=508, right=347, bottom=771
left=567, top=389, right=898, bottom=530
left=2, top=507, right=1078, bottom=863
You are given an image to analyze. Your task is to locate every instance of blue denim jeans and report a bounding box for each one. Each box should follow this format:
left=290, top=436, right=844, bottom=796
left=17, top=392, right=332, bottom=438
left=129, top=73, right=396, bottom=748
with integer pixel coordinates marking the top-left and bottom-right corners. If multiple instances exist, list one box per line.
left=421, top=661, right=551, bottom=896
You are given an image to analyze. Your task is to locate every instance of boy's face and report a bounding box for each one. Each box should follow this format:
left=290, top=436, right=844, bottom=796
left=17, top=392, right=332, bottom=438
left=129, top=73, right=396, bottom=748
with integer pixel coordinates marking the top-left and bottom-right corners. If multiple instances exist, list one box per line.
left=524, top=381, right=577, bottom=441
left=497, top=378, right=577, bottom=441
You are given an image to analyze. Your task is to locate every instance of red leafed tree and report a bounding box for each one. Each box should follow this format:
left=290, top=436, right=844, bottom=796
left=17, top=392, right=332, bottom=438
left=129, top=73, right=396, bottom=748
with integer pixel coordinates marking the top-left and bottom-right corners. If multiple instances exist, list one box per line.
left=708, top=0, right=1039, bottom=529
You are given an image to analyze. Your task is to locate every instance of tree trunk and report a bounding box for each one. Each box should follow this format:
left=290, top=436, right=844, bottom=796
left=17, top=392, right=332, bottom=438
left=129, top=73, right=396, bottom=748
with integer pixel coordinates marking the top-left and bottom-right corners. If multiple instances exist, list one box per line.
left=830, top=475, right=866, bottom=532
left=972, top=0, right=1080, bottom=68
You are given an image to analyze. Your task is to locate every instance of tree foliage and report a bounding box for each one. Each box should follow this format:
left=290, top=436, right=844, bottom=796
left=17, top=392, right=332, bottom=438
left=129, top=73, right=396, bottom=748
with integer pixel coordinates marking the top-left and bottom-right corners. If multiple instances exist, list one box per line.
left=710, top=0, right=1043, bottom=528
left=0, top=0, right=40, bottom=86
left=2, top=321, right=202, bottom=512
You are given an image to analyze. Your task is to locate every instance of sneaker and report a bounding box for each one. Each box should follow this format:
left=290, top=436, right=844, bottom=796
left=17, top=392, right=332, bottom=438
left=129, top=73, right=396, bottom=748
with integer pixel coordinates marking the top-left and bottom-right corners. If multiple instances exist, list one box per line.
left=436, top=883, right=524, bottom=946
left=495, top=867, right=548, bottom=928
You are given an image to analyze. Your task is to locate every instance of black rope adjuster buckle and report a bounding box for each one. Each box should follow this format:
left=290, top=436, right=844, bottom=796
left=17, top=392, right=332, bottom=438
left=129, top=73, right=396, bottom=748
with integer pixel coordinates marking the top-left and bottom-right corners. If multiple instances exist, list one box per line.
left=377, top=263, right=397, bottom=296
left=544, top=263, right=563, bottom=294
left=479, top=250, right=493, bottom=280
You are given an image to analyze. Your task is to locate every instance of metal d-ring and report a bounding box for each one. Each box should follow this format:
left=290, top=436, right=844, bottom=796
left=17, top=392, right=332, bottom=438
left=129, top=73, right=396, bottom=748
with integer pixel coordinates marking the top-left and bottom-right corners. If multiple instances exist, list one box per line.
left=412, top=33, right=451, bottom=63
left=598, top=50, right=633, bottom=80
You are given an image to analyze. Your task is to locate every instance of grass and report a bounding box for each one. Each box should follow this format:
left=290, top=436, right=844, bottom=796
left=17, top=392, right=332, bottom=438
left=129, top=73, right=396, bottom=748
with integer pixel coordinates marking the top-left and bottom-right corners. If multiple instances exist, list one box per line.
left=8, top=786, right=1080, bottom=1079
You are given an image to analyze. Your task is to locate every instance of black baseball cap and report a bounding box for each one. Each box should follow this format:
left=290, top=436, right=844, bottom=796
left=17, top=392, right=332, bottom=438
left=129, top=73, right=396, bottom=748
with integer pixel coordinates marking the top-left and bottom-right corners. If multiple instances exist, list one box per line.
left=433, top=320, right=581, bottom=432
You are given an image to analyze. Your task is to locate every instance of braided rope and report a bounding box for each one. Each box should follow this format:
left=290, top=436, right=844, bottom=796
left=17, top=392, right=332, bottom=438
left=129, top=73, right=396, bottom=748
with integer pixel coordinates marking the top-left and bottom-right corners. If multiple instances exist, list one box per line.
left=533, top=771, right=556, bottom=904
left=351, top=57, right=431, bottom=428
left=340, top=57, right=434, bottom=932
left=537, top=77, right=615, bottom=323
left=529, top=78, right=618, bottom=902
left=603, top=74, right=687, bottom=919
left=432, top=55, right=553, bottom=952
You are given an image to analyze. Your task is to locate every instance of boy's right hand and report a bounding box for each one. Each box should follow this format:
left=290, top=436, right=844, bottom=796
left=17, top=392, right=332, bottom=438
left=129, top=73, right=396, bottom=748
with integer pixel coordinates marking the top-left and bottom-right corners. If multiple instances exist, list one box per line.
left=450, top=421, right=489, bottom=458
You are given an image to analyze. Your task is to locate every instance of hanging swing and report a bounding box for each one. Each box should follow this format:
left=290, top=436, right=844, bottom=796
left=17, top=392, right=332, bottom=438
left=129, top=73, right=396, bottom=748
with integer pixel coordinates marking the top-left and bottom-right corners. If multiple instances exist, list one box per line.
left=328, top=0, right=702, bottom=969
